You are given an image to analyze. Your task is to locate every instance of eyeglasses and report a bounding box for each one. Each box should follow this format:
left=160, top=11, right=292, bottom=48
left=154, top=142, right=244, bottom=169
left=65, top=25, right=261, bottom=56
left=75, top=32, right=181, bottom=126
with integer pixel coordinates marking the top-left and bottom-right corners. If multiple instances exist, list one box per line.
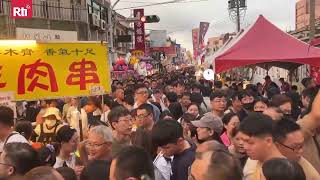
left=85, top=142, right=109, bottom=149
left=136, top=91, right=148, bottom=95
left=119, top=117, right=133, bottom=123
left=136, top=113, right=151, bottom=120
left=276, top=142, right=303, bottom=152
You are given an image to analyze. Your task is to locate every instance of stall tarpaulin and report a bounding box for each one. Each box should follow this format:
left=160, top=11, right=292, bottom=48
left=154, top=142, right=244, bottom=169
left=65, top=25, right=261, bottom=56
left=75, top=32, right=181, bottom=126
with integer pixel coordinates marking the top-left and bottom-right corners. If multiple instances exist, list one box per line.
left=214, top=15, right=320, bottom=73
left=0, top=41, right=111, bottom=100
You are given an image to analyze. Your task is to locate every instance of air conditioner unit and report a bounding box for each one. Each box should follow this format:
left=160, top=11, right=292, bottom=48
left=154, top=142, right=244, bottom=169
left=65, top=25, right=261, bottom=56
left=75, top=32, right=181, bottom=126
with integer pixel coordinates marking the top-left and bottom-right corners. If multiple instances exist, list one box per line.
left=100, top=19, right=106, bottom=30
left=89, top=13, right=100, bottom=27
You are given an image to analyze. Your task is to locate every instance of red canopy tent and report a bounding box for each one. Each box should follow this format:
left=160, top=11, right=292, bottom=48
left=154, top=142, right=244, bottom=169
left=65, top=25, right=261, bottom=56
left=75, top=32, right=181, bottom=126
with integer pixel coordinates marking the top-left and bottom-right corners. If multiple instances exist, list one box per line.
left=214, top=15, right=320, bottom=73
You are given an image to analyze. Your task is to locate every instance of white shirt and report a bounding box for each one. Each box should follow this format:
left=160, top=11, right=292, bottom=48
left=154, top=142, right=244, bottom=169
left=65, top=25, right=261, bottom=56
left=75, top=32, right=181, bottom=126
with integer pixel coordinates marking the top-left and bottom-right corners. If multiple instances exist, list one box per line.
left=69, top=108, right=88, bottom=136
left=100, top=110, right=110, bottom=123
left=201, top=97, right=211, bottom=113
left=153, top=152, right=173, bottom=180
left=0, top=132, right=29, bottom=153
left=53, top=154, right=76, bottom=169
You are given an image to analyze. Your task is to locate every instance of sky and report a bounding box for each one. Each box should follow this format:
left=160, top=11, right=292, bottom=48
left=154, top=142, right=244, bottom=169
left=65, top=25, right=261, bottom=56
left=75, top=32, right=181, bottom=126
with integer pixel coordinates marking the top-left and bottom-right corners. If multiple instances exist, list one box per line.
left=112, top=0, right=297, bottom=51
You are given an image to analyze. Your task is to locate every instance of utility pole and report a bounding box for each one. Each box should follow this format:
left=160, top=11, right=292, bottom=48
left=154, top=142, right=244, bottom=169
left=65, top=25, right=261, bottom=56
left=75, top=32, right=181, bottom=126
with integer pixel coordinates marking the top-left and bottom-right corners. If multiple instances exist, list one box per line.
left=236, top=0, right=241, bottom=32
left=108, top=0, right=121, bottom=64
left=228, top=0, right=246, bottom=32
left=309, top=0, right=316, bottom=42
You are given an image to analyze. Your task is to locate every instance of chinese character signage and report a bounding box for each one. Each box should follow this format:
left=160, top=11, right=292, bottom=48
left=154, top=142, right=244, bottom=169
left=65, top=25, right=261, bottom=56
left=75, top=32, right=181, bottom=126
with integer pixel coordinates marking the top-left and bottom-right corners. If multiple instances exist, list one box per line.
left=192, top=28, right=199, bottom=60
left=0, top=41, right=111, bottom=100
left=198, top=22, right=210, bottom=57
left=11, top=0, right=32, bottom=19
left=134, top=9, right=145, bottom=54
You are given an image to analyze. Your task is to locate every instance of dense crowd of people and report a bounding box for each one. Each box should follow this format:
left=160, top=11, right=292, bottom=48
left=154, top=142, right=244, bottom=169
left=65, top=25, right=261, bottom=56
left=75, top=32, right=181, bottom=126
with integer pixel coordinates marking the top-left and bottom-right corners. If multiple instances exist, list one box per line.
left=0, top=68, right=319, bottom=180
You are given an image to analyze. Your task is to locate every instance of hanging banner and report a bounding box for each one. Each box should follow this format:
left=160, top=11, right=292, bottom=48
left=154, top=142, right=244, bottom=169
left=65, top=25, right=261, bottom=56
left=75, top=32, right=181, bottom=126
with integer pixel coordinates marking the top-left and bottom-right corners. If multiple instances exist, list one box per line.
left=192, top=28, right=199, bottom=60
left=198, top=22, right=210, bottom=64
left=133, top=9, right=145, bottom=55
left=198, top=22, right=210, bottom=48
left=0, top=41, right=111, bottom=100
left=150, top=46, right=176, bottom=56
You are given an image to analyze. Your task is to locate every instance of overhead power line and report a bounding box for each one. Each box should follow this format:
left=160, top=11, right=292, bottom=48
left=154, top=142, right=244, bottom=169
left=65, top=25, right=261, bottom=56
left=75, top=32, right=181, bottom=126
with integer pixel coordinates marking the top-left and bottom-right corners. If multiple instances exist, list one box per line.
left=115, top=0, right=208, bottom=10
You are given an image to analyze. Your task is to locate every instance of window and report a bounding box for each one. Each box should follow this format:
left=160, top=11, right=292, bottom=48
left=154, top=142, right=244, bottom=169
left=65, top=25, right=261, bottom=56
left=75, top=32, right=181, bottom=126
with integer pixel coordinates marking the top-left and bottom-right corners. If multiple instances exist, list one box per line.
left=87, top=0, right=93, bottom=14
left=92, top=2, right=100, bottom=18
left=101, top=7, right=107, bottom=20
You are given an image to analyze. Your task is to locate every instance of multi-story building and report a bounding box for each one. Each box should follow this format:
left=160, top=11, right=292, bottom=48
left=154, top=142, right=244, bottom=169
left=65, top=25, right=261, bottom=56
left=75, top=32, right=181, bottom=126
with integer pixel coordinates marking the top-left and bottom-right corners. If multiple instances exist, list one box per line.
left=296, top=0, right=320, bottom=30
left=290, top=0, right=320, bottom=87
left=207, top=36, right=224, bottom=55
left=0, top=0, right=110, bottom=41
left=113, top=13, right=133, bottom=58
left=206, top=32, right=236, bottom=56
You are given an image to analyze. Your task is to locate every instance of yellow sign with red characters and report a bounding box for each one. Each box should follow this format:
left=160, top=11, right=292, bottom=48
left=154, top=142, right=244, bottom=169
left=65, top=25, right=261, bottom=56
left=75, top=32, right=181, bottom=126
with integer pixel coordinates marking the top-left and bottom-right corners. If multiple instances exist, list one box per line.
left=0, top=41, right=111, bottom=101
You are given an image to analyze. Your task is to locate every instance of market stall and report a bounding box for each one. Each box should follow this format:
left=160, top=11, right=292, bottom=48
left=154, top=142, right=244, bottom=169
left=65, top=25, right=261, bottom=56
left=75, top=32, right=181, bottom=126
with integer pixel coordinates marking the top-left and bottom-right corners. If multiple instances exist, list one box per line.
left=213, top=15, right=320, bottom=73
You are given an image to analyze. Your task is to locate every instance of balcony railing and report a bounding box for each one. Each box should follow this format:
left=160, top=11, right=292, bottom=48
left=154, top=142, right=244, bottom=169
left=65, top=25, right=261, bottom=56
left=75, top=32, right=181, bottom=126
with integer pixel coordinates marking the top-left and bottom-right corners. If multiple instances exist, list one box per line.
left=0, top=0, right=88, bottom=23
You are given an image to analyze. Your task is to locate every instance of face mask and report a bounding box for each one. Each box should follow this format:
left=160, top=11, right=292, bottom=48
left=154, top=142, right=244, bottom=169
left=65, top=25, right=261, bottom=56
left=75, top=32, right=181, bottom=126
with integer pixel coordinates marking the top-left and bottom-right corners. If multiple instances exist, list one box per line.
left=243, top=102, right=254, bottom=111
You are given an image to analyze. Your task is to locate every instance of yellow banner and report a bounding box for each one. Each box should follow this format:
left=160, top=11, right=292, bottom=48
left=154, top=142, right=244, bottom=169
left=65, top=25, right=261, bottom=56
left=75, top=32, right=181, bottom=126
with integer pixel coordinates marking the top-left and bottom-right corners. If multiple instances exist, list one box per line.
left=0, top=41, right=111, bottom=101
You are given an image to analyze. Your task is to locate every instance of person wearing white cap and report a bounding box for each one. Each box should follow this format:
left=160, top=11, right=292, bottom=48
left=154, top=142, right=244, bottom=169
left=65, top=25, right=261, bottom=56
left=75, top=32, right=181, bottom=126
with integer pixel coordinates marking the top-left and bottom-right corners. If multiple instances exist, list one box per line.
left=191, top=113, right=224, bottom=144
left=34, top=107, right=64, bottom=144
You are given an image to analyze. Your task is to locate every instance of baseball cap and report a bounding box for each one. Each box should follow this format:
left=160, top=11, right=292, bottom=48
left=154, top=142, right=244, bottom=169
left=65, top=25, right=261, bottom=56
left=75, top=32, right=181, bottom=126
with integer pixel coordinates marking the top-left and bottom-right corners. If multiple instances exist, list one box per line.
left=191, top=113, right=223, bottom=134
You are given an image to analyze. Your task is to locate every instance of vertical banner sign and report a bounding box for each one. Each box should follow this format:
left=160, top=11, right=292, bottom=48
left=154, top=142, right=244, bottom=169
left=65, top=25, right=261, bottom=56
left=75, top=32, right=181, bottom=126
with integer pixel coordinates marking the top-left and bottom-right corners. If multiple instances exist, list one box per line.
left=198, top=22, right=210, bottom=64
left=0, top=41, right=111, bottom=100
left=311, top=66, right=320, bottom=85
left=198, top=22, right=210, bottom=47
left=11, top=0, right=32, bottom=19
left=192, top=28, right=199, bottom=61
left=133, top=9, right=145, bottom=55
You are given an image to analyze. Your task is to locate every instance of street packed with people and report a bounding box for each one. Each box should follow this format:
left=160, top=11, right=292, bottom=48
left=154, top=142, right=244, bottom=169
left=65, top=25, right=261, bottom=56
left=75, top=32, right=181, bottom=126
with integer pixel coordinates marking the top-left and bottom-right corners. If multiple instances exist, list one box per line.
left=0, top=67, right=319, bottom=180
left=1, top=0, right=320, bottom=179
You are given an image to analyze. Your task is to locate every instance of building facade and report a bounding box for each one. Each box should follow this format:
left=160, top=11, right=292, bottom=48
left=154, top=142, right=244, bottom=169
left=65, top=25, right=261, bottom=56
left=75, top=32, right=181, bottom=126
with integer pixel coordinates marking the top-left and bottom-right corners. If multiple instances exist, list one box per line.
left=296, top=0, right=320, bottom=30
left=113, top=13, right=133, bottom=58
left=0, top=0, right=108, bottom=41
left=290, top=0, right=320, bottom=86
left=0, top=0, right=133, bottom=62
